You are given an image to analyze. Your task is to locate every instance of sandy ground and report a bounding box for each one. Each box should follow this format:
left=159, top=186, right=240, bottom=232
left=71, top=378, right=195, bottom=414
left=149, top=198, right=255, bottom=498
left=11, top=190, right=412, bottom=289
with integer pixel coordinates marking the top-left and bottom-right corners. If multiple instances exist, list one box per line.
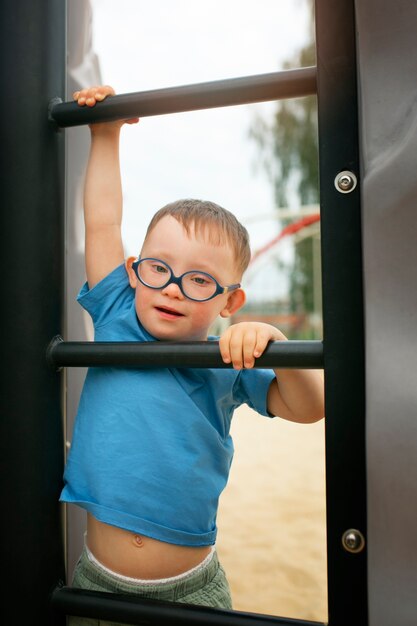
left=215, top=404, right=328, bottom=623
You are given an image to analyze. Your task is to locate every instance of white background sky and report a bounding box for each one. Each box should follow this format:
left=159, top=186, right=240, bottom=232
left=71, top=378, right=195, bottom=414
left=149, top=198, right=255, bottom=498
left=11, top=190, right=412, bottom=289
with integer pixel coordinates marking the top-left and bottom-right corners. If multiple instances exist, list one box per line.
left=89, top=0, right=310, bottom=299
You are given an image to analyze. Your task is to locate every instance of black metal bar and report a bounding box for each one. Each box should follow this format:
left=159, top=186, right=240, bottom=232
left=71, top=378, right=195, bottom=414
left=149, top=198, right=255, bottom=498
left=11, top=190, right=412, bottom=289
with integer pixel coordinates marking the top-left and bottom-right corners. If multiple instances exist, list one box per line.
left=47, top=336, right=323, bottom=370
left=51, top=586, right=324, bottom=626
left=50, top=67, right=317, bottom=128
left=315, top=0, right=368, bottom=624
left=0, top=1, right=66, bottom=625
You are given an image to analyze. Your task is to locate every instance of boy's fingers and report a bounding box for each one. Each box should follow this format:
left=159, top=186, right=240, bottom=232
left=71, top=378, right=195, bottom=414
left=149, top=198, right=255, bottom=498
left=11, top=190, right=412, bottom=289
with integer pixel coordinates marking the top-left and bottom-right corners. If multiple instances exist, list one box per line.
left=242, top=329, right=258, bottom=368
left=85, top=95, right=104, bottom=106
left=86, top=86, right=100, bottom=97
left=73, top=85, right=115, bottom=107
left=85, top=87, right=99, bottom=107
left=221, top=327, right=259, bottom=369
left=221, top=331, right=240, bottom=366
left=220, top=324, right=280, bottom=369
left=102, top=85, right=116, bottom=97
left=74, top=88, right=88, bottom=106
left=253, top=333, right=270, bottom=358
left=229, top=331, right=247, bottom=369
left=219, top=334, right=232, bottom=364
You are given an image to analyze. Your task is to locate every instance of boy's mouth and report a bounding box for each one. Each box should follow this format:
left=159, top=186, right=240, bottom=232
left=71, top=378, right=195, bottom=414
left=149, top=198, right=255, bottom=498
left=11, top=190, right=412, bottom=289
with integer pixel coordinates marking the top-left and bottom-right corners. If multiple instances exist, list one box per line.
left=155, top=306, right=184, bottom=318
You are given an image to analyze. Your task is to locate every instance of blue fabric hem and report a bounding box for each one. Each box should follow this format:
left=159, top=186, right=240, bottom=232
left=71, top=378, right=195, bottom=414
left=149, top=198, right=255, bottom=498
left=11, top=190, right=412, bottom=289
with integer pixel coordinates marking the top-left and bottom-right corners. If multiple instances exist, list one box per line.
left=62, top=498, right=217, bottom=547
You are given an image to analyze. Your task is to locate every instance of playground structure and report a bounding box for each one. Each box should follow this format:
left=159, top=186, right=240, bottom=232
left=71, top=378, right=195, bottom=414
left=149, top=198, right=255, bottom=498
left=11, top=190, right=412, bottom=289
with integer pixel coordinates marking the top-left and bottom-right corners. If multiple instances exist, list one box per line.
left=238, top=210, right=322, bottom=338
left=2, top=1, right=417, bottom=626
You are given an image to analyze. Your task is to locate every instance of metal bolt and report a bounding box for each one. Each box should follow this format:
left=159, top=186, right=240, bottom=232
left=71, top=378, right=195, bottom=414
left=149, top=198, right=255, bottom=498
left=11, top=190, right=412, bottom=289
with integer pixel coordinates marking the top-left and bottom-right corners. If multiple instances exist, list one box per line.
left=342, top=528, right=365, bottom=554
left=335, top=170, right=357, bottom=193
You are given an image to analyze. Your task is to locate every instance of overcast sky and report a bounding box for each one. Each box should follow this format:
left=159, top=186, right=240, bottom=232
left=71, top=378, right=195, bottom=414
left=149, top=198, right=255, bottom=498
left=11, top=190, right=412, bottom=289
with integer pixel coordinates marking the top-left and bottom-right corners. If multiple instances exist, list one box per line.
left=89, top=0, right=310, bottom=298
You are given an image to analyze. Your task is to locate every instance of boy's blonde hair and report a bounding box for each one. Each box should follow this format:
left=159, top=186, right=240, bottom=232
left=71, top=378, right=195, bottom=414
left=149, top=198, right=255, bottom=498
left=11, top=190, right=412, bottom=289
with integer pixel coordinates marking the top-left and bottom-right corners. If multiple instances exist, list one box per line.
left=144, top=199, right=251, bottom=276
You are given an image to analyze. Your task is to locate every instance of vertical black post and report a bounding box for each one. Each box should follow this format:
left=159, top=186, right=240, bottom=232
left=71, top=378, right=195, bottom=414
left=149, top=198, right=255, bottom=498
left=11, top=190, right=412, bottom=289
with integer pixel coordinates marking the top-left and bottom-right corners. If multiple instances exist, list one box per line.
left=315, top=0, right=368, bottom=624
left=0, top=1, right=66, bottom=625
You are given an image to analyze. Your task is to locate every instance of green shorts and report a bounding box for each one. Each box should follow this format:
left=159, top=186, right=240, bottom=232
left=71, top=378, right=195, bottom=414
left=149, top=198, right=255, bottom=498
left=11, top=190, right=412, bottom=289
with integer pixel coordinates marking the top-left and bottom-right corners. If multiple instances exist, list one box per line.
left=68, top=545, right=233, bottom=626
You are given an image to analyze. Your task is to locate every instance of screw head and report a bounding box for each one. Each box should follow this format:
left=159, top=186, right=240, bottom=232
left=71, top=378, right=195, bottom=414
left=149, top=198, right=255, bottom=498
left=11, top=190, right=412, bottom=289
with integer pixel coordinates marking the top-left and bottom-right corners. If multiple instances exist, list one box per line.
left=335, top=170, right=357, bottom=193
left=342, top=528, right=366, bottom=554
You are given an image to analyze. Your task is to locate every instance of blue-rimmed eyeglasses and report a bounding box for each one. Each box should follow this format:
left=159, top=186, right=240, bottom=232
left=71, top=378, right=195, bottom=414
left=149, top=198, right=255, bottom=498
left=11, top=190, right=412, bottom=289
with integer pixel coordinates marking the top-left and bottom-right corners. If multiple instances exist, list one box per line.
left=132, top=258, right=241, bottom=302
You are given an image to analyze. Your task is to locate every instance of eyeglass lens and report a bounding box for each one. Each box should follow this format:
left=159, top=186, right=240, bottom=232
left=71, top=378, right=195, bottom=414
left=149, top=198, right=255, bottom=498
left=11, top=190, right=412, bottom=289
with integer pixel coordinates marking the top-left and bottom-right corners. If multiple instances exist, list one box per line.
left=137, top=259, right=218, bottom=300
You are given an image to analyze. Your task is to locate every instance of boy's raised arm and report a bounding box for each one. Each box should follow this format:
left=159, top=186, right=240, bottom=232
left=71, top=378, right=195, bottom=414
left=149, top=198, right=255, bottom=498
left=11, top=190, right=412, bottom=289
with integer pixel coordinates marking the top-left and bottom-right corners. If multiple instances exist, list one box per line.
left=74, top=86, right=139, bottom=288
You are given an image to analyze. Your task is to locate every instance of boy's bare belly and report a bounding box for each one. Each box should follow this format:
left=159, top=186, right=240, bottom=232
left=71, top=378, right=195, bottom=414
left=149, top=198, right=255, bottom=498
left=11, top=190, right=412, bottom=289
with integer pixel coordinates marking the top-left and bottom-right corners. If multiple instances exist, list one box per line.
left=87, top=513, right=212, bottom=579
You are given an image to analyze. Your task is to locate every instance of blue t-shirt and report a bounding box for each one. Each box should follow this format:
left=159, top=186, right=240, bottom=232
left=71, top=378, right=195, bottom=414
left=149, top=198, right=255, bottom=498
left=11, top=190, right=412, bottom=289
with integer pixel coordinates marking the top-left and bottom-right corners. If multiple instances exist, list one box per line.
left=60, top=264, right=276, bottom=546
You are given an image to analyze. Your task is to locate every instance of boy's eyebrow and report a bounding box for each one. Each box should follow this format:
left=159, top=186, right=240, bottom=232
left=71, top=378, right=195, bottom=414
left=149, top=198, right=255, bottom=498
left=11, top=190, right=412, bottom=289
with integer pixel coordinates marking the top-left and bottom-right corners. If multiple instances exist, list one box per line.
left=140, top=253, right=227, bottom=279
left=150, top=256, right=216, bottom=273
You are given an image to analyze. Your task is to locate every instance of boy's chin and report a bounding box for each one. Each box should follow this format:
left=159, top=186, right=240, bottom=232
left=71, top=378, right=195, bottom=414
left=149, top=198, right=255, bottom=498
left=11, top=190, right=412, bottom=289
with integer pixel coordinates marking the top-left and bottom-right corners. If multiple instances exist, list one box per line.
left=155, top=331, right=208, bottom=342
left=142, top=321, right=208, bottom=342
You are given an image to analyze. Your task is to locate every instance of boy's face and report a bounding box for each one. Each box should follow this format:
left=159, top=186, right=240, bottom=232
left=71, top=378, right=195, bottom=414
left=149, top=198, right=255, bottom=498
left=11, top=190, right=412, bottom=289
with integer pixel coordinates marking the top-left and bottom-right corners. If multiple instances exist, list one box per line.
left=126, top=216, right=245, bottom=341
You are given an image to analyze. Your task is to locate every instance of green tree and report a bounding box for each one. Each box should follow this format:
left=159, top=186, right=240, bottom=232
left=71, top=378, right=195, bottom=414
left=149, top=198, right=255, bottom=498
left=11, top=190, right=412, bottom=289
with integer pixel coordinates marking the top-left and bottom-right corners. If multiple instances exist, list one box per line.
left=250, top=6, right=320, bottom=334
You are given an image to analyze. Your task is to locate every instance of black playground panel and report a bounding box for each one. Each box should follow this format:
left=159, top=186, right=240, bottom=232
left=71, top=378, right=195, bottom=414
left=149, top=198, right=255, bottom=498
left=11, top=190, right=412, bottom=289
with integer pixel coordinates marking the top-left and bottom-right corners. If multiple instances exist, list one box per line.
left=0, top=0, right=366, bottom=624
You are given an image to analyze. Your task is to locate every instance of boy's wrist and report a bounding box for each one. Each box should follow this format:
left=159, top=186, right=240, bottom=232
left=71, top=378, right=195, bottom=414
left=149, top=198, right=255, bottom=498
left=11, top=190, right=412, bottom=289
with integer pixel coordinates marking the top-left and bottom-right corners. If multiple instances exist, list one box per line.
left=89, top=122, right=123, bottom=137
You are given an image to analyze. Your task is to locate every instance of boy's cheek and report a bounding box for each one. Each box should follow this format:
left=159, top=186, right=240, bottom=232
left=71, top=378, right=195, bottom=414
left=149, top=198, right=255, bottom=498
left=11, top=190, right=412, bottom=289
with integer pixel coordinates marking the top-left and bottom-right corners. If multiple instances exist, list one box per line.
left=188, top=308, right=213, bottom=332
left=191, top=301, right=224, bottom=327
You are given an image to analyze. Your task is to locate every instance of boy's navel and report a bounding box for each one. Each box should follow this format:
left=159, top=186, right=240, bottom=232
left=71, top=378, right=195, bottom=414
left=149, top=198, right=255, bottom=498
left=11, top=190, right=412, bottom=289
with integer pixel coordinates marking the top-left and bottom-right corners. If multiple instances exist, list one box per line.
left=133, top=534, right=144, bottom=547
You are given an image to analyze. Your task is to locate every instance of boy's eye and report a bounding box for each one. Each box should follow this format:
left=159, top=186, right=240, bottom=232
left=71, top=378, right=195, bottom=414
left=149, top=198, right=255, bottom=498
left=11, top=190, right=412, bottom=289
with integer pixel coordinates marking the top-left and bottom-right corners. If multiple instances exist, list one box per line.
left=190, top=274, right=212, bottom=287
left=153, top=264, right=168, bottom=274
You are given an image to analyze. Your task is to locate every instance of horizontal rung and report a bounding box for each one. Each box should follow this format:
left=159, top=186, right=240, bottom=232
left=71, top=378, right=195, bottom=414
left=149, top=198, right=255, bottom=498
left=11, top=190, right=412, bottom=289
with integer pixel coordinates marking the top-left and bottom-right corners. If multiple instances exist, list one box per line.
left=47, top=336, right=323, bottom=369
left=49, top=67, right=316, bottom=128
left=50, top=585, right=323, bottom=626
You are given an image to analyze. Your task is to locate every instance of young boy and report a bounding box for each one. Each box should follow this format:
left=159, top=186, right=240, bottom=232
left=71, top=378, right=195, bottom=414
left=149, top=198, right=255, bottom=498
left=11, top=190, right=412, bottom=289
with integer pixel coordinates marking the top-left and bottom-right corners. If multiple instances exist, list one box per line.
left=61, top=85, right=324, bottom=619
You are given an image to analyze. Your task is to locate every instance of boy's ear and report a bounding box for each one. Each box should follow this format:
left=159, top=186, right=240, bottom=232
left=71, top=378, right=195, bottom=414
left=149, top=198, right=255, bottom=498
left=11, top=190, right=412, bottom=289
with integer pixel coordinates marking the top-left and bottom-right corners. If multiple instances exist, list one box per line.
left=125, top=256, right=139, bottom=288
left=220, top=288, right=246, bottom=318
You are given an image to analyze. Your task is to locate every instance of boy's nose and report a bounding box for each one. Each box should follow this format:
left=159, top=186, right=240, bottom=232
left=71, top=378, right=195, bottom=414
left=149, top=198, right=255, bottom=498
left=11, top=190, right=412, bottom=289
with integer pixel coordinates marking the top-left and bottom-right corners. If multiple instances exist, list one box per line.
left=161, top=281, right=184, bottom=299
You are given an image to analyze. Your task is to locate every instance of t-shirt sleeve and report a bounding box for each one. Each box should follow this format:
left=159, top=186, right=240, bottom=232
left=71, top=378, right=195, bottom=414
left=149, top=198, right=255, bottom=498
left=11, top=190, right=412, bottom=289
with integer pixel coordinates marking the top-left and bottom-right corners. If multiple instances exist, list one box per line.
left=235, top=368, right=277, bottom=418
left=77, top=264, right=134, bottom=328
